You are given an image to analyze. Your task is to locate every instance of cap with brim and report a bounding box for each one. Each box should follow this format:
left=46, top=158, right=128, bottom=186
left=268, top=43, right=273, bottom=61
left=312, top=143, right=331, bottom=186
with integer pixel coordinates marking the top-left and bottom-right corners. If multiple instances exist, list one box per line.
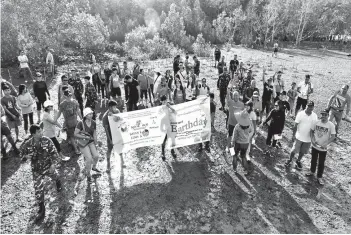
left=277, top=71, right=283, bottom=74
left=307, top=101, right=314, bottom=106
left=234, top=110, right=251, bottom=126
left=43, top=100, right=54, bottom=108
left=320, top=109, right=329, bottom=114
left=83, top=107, right=94, bottom=117
left=36, top=72, right=42, bottom=77
left=253, top=91, right=259, bottom=97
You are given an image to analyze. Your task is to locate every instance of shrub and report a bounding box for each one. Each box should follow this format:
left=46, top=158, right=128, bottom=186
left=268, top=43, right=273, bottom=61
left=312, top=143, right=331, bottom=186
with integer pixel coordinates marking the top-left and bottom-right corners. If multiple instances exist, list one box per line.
left=192, top=34, right=212, bottom=57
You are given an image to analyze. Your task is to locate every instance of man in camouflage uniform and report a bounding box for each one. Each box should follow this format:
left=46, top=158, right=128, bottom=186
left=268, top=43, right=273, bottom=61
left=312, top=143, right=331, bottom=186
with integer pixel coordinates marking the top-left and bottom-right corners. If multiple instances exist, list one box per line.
left=217, top=67, right=231, bottom=111
left=68, top=70, right=84, bottom=116
left=20, top=124, right=62, bottom=223
left=83, top=75, right=98, bottom=120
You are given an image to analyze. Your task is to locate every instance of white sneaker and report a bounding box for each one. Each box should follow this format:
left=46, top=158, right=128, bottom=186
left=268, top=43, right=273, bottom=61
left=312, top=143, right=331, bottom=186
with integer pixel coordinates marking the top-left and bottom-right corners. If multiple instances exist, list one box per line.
left=225, top=147, right=229, bottom=153
left=61, top=155, right=70, bottom=161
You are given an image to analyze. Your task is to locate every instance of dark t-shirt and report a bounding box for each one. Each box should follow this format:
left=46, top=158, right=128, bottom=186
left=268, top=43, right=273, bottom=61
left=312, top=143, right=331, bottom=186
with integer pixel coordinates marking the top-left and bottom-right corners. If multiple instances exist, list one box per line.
left=217, top=62, right=226, bottom=74
left=33, top=81, right=49, bottom=100
left=104, top=68, right=112, bottom=84
left=230, top=59, right=239, bottom=71
left=76, top=120, right=96, bottom=137
left=126, top=79, right=139, bottom=100
left=1, top=96, right=20, bottom=118
left=262, top=82, right=273, bottom=101
left=268, top=109, right=285, bottom=133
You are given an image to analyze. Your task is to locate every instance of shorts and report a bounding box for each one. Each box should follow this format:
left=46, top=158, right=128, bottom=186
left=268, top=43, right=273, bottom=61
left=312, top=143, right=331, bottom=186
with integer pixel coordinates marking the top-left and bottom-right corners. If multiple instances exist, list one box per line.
left=291, top=139, right=311, bottom=155
left=329, top=109, right=343, bottom=124
left=234, top=142, right=249, bottom=157
left=274, top=48, right=278, bottom=53
left=228, top=124, right=235, bottom=137
left=140, top=89, right=148, bottom=99
left=215, top=55, right=220, bottom=62
left=295, top=97, right=307, bottom=112
left=1, top=121, right=11, bottom=136
left=6, top=116, right=22, bottom=129
left=36, top=98, right=46, bottom=111
left=111, top=87, right=121, bottom=97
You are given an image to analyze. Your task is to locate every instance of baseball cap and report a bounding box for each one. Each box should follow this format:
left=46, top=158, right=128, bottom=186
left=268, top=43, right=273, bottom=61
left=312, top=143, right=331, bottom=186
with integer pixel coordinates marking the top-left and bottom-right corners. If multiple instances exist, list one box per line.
left=36, top=72, right=42, bottom=77
left=253, top=91, right=259, bottom=97
left=307, top=101, right=314, bottom=107
left=320, top=109, right=329, bottom=114
left=43, top=100, right=54, bottom=108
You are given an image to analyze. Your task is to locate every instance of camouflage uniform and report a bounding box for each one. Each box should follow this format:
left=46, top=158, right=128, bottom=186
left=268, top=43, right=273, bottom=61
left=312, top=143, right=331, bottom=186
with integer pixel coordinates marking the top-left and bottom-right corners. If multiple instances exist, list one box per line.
left=68, top=77, right=84, bottom=115
left=20, top=136, right=60, bottom=205
left=84, top=83, right=97, bottom=120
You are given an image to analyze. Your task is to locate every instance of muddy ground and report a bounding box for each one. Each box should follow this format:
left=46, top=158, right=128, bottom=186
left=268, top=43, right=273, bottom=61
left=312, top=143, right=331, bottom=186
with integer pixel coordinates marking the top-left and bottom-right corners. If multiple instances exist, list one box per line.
left=1, top=46, right=351, bottom=233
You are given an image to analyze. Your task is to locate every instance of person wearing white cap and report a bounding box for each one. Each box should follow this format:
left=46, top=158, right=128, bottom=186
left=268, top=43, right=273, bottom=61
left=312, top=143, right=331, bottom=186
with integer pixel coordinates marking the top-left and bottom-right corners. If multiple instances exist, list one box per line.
left=231, top=110, right=254, bottom=175
left=74, top=107, right=101, bottom=184
left=42, top=100, right=70, bottom=161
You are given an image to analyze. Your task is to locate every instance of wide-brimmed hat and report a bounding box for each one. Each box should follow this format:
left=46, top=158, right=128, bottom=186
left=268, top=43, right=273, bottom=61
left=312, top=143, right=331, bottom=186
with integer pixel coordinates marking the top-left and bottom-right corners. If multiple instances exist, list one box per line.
left=234, top=110, right=251, bottom=126
left=83, top=107, right=94, bottom=117
left=43, top=100, right=54, bottom=108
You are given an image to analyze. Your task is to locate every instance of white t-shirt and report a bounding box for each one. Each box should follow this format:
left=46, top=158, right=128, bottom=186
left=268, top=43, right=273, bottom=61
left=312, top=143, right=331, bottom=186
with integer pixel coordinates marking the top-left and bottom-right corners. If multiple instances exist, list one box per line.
left=42, top=112, right=56, bottom=138
left=297, top=81, right=313, bottom=99
left=295, top=110, right=318, bottom=142
left=46, top=52, right=54, bottom=65
left=311, top=120, right=336, bottom=151
left=18, top=55, right=29, bottom=68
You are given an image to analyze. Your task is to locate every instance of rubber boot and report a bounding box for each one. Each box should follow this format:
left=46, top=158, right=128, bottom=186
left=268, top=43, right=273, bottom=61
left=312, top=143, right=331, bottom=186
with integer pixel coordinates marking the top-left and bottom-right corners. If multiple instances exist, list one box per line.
left=34, top=202, right=45, bottom=224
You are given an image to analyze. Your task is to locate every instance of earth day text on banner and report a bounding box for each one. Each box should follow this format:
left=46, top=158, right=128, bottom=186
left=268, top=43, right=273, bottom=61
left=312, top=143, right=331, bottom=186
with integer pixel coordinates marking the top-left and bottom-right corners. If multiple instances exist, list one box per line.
left=166, top=96, right=211, bottom=149
left=108, top=106, right=168, bottom=154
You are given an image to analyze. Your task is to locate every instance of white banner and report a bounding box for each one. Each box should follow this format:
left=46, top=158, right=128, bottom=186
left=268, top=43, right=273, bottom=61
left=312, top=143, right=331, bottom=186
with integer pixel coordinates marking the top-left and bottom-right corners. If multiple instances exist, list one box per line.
left=108, top=106, right=168, bottom=154
left=166, top=96, right=211, bottom=149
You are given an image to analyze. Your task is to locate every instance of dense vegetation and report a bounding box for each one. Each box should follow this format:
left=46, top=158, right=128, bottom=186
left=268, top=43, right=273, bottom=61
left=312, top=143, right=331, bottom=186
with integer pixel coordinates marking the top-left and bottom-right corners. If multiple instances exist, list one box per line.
left=1, top=0, right=351, bottom=64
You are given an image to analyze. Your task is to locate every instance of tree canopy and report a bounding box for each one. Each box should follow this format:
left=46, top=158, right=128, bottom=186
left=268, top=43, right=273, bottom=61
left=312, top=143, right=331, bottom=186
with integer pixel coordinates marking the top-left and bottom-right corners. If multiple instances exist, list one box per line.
left=1, top=0, right=351, bottom=64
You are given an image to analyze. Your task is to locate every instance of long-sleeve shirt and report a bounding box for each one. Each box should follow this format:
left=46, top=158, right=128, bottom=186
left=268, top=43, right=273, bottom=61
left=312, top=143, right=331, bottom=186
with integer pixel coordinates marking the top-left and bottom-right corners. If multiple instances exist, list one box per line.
left=217, top=74, right=230, bottom=90
left=33, top=81, right=49, bottom=100
left=68, top=78, right=84, bottom=97
left=46, top=52, right=54, bottom=65
left=20, top=136, right=59, bottom=174
left=18, top=55, right=29, bottom=68
left=194, top=60, right=200, bottom=74
left=17, top=92, right=34, bottom=114
left=85, top=83, right=97, bottom=102
left=232, top=124, right=253, bottom=144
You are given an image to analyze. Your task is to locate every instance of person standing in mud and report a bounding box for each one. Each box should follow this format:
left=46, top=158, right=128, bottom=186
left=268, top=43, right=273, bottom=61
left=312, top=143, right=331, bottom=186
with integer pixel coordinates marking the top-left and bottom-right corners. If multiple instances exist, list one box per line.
left=285, top=101, right=318, bottom=170
left=68, top=70, right=84, bottom=116
left=20, top=124, right=63, bottom=224
left=159, top=95, right=177, bottom=161
left=83, top=75, right=98, bottom=120
left=306, top=109, right=336, bottom=185
left=217, top=67, right=230, bottom=111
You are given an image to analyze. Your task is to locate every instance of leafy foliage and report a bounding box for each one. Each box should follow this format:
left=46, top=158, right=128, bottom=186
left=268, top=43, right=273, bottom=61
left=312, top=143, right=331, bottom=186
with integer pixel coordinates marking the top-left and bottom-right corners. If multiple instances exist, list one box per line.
left=192, top=34, right=212, bottom=57
left=1, top=0, right=351, bottom=64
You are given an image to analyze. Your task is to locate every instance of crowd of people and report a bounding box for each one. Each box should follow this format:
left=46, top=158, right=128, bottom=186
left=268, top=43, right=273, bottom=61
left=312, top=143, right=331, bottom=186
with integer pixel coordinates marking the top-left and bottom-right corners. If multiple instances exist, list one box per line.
left=0, top=47, right=350, bottom=224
